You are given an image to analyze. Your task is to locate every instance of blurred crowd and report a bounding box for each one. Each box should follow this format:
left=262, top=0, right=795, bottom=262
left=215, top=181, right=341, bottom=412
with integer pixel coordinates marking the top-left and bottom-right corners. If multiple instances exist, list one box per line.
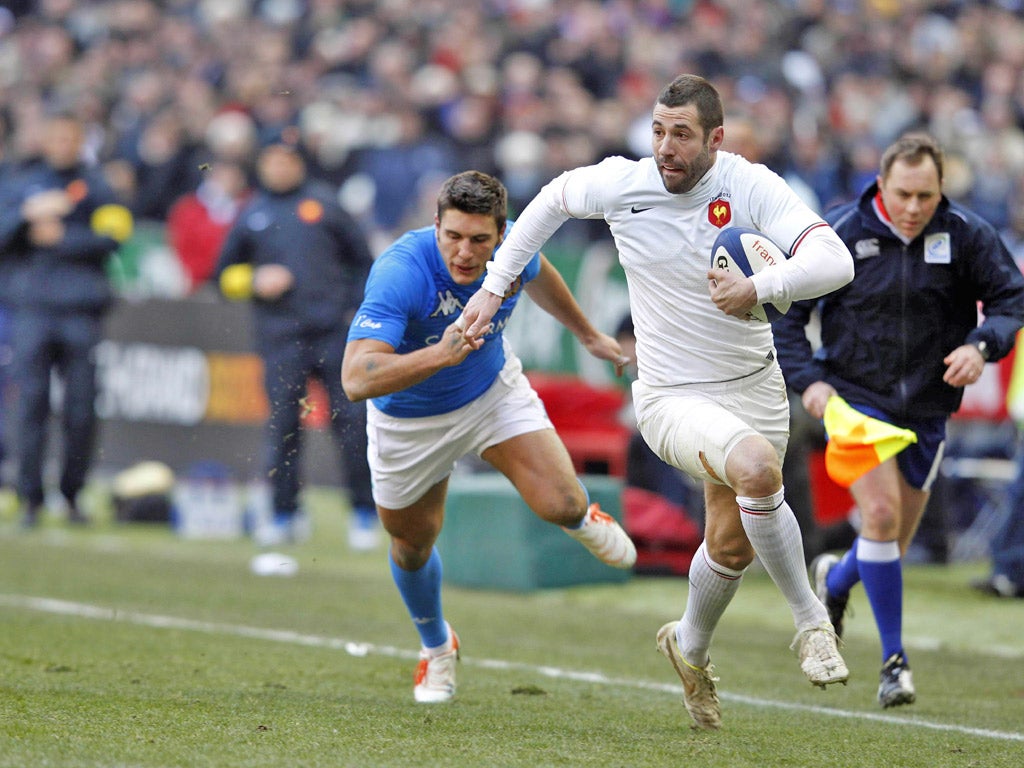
left=4, top=0, right=1024, bottom=278
left=2, top=0, right=1023, bottom=573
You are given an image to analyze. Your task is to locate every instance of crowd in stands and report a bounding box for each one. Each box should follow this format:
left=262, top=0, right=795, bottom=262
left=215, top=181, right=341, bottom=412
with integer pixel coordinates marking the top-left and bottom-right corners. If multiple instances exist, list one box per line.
left=3, top=0, right=1024, bottom=281
left=3, top=1, right=1024, bottom=579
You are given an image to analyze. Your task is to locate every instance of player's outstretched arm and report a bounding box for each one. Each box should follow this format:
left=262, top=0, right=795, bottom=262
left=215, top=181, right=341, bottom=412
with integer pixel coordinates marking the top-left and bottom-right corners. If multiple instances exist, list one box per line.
left=342, top=324, right=477, bottom=402
left=464, top=175, right=576, bottom=340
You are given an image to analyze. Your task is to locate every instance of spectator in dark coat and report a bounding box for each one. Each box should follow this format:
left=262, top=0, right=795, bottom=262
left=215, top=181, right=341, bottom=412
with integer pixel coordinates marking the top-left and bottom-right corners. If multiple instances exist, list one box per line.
left=0, top=112, right=133, bottom=525
left=215, top=128, right=377, bottom=551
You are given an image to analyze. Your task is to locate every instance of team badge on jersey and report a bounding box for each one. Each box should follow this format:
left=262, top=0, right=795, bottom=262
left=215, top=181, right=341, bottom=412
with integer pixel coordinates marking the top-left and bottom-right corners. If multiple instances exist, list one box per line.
left=297, top=199, right=324, bottom=223
left=923, top=232, right=951, bottom=264
left=708, top=198, right=731, bottom=228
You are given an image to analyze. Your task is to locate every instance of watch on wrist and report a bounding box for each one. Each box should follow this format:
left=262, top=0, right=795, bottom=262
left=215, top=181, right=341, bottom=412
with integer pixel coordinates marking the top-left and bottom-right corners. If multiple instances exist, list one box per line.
left=974, top=340, right=990, bottom=361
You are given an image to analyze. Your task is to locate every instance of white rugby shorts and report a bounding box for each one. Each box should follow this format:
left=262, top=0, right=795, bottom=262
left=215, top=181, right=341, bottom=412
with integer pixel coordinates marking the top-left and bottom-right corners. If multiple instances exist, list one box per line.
left=633, top=363, right=790, bottom=485
left=366, top=352, right=554, bottom=509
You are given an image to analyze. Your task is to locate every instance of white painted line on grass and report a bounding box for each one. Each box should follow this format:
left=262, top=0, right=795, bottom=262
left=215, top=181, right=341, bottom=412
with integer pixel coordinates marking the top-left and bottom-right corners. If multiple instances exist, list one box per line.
left=3, top=593, right=1022, bottom=743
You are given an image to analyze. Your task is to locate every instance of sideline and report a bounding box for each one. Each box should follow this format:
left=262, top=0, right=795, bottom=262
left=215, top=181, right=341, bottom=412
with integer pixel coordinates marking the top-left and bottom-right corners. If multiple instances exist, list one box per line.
left=3, top=592, right=1023, bottom=744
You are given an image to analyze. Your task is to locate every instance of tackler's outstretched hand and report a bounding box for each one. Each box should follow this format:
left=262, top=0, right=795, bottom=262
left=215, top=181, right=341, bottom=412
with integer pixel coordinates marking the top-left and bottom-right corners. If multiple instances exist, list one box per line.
left=580, top=332, right=631, bottom=378
left=459, top=288, right=502, bottom=348
left=437, top=321, right=480, bottom=367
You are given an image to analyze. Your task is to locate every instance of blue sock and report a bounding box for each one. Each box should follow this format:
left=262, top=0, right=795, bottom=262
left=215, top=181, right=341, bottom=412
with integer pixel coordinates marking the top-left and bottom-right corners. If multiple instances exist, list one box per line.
left=856, top=538, right=904, bottom=661
left=390, top=548, right=447, bottom=649
left=562, top=480, right=591, bottom=530
left=354, top=505, right=377, bottom=525
left=827, top=540, right=862, bottom=597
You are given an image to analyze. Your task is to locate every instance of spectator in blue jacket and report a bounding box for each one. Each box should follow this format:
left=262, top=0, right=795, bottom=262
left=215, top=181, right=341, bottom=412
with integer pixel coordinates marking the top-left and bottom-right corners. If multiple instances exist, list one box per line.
left=774, top=133, right=1024, bottom=709
left=0, top=112, right=133, bottom=526
left=216, top=127, right=377, bottom=551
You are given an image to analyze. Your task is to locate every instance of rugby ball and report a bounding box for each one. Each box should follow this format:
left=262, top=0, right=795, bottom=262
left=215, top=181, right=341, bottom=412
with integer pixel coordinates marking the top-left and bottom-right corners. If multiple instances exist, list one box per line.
left=710, top=227, right=791, bottom=322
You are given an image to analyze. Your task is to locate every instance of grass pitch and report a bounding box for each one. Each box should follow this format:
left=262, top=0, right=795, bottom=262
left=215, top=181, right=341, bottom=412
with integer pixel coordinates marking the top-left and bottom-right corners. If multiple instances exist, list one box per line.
left=1, top=487, right=1022, bottom=767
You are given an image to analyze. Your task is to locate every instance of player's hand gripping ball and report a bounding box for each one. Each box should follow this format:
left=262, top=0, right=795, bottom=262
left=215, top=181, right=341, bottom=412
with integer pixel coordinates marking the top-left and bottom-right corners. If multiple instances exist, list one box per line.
left=710, top=226, right=791, bottom=322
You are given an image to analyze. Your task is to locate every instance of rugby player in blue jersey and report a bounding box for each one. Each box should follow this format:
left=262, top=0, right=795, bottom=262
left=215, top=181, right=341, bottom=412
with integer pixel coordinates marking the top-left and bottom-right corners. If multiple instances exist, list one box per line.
left=342, top=170, right=636, bottom=703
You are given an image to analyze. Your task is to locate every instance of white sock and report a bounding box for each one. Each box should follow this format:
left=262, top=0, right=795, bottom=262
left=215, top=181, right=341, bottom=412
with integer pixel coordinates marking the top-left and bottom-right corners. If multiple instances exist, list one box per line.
left=736, top=489, right=828, bottom=631
left=677, top=541, right=744, bottom=667
left=425, top=626, right=454, bottom=656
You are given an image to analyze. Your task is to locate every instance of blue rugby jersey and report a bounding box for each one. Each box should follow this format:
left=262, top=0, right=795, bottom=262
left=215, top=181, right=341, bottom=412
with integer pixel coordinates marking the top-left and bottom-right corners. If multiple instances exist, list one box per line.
left=347, top=224, right=540, bottom=417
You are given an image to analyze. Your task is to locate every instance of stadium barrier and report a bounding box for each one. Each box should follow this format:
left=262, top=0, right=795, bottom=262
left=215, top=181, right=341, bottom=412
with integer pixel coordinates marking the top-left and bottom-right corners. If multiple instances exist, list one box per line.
left=438, top=472, right=630, bottom=591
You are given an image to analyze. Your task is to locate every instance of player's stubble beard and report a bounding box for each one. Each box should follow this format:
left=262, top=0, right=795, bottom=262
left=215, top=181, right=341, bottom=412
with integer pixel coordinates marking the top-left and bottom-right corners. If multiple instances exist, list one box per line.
left=659, top=141, right=714, bottom=195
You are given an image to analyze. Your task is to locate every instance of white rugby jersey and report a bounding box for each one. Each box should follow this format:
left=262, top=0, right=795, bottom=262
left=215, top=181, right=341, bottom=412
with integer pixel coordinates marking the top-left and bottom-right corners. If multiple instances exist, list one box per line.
left=483, top=151, right=853, bottom=387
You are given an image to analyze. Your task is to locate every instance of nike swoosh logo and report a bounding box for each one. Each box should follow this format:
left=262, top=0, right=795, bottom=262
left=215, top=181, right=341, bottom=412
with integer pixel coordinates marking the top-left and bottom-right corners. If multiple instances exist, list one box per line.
left=630, top=205, right=652, bottom=214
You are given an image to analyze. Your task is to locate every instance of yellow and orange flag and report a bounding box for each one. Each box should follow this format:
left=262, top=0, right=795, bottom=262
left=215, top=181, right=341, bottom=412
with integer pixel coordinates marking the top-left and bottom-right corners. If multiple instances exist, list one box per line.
left=823, top=396, right=918, bottom=488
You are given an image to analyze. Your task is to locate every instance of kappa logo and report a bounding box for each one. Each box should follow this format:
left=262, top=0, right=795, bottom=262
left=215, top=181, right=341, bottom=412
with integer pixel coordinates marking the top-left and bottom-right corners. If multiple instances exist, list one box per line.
left=854, top=238, right=880, bottom=259
left=430, top=290, right=463, bottom=318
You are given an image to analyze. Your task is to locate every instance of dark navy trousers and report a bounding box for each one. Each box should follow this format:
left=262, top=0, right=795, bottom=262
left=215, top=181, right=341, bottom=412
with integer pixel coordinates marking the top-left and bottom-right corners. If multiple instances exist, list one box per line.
left=12, top=308, right=104, bottom=508
left=258, top=326, right=373, bottom=515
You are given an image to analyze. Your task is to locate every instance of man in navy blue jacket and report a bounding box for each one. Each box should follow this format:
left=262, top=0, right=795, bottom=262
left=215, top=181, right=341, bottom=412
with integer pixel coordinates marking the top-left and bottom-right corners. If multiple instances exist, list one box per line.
left=216, top=128, right=376, bottom=551
left=774, top=133, right=1024, bottom=708
left=0, top=112, right=133, bottom=526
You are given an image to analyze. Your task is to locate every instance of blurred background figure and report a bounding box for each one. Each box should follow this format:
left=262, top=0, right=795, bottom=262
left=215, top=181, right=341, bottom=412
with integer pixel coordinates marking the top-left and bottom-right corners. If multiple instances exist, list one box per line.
left=971, top=367, right=1024, bottom=600
left=972, top=199, right=1024, bottom=600
left=1000, top=185, right=1024, bottom=270
left=119, top=106, right=204, bottom=225
left=0, top=111, right=133, bottom=526
left=166, top=158, right=251, bottom=293
left=0, top=108, right=17, bottom=488
left=216, top=128, right=377, bottom=552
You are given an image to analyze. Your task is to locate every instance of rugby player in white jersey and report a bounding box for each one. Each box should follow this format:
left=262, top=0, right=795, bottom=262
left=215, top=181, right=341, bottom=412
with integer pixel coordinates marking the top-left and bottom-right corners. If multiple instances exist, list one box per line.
left=461, top=74, right=855, bottom=729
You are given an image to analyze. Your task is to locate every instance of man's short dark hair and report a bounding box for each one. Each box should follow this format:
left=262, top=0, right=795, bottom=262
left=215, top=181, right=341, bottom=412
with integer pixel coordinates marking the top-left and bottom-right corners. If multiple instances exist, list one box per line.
left=657, top=74, right=724, bottom=140
left=880, top=132, right=945, bottom=184
left=437, top=171, right=508, bottom=234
